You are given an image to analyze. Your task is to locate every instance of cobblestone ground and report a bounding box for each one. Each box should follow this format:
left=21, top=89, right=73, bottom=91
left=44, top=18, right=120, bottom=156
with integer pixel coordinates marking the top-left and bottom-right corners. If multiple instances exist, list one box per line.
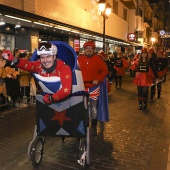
left=0, top=73, right=170, bottom=170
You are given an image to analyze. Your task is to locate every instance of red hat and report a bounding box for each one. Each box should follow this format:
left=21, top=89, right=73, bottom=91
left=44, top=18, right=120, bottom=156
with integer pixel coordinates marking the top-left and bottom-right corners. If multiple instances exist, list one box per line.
left=148, top=48, right=154, bottom=54
left=83, top=41, right=95, bottom=49
left=141, top=47, right=148, bottom=53
left=158, top=50, right=163, bottom=55
left=98, top=50, right=106, bottom=58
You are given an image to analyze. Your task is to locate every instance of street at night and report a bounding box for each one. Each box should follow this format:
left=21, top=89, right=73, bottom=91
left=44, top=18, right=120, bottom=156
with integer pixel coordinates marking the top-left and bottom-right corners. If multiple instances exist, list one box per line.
left=1, top=73, right=170, bottom=170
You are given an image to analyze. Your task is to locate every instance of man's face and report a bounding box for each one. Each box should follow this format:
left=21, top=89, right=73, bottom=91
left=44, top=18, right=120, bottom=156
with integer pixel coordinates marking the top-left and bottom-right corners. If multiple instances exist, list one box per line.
left=39, top=54, right=56, bottom=69
left=84, top=46, right=94, bottom=56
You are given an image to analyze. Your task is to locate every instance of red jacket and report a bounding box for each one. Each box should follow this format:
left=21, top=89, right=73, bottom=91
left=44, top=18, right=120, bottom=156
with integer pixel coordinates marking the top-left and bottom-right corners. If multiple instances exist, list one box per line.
left=16, top=59, right=72, bottom=102
left=78, top=54, right=108, bottom=88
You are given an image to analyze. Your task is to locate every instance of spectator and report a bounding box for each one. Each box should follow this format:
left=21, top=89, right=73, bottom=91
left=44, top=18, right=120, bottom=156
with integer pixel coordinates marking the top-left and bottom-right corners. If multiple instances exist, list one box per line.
left=4, top=48, right=21, bottom=107
left=0, top=50, right=8, bottom=111
left=18, top=52, right=31, bottom=107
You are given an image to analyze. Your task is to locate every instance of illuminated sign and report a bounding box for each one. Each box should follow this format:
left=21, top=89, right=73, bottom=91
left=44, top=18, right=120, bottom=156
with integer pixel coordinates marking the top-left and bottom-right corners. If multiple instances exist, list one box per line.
left=160, top=30, right=165, bottom=36
left=73, top=39, right=80, bottom=52
left=127, top=33, right=136, bottom=41
left=160, top=30, right=170, bottom=38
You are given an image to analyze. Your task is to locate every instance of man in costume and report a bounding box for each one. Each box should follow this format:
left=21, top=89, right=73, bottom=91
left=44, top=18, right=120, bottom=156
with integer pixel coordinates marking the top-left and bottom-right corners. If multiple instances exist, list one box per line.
left=78, top=41, right=109, bottom=136
left=2, top=41, right=72, bottom=105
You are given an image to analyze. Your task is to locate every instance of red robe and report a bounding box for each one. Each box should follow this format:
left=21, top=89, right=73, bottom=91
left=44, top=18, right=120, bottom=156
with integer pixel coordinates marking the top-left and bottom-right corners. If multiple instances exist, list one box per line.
left=16, top=59, right=72, bottom=102
left=78, top=54, right=108, bottom=88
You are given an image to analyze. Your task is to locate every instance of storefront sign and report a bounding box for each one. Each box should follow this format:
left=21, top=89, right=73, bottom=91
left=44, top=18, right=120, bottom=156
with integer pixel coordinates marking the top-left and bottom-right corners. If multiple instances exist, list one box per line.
left=127, top=33, right=136, bottom=41
left=73, top=39, right=80, bottom=52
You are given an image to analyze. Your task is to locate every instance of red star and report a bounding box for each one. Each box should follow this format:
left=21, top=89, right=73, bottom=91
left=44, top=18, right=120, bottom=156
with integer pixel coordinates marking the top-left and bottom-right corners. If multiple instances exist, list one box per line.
left=51, top=110, right=71, bottom=126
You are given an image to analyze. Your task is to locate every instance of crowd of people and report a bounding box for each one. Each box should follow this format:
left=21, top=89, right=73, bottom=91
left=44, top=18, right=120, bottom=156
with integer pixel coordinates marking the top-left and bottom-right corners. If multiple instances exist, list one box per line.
left=0, top=41, right=169, bottom=136
left=78, top=44, right=169, bottom=111
left=0, top=49, right=37, bottom=111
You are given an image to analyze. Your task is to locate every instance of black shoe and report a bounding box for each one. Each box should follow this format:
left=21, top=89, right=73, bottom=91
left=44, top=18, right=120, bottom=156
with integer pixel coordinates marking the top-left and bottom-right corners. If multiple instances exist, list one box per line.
left=91, top=126, right=97, bottom=136
left=157, top=95, right=160, bottom=99
left=138, top=105, right=142, bottom=110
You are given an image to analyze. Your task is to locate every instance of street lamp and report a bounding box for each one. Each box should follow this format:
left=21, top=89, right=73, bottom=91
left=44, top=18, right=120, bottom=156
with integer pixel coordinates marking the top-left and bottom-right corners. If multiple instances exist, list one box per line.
left=151, top=37, right=156, bottom=46
left=98, top=0, right=111, bottom=52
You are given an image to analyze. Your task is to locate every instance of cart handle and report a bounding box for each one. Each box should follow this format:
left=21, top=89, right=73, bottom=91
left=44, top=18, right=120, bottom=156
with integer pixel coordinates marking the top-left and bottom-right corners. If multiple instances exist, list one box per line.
left=70, top=91, right=89, bottom=97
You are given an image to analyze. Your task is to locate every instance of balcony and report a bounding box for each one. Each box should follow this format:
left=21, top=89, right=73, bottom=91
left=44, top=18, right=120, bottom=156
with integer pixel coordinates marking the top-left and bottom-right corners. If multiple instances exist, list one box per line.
left=144, top=17, right=152, bottom=27
left=119, top=0, right=137, bottom=9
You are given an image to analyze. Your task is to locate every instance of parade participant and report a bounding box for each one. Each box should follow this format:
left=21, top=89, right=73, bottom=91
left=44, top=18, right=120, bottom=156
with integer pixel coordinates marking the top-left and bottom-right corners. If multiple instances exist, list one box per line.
left=2, top=41, right=72, bottom=105
left=156, top=50, right=166, bottom=98
left=114, top=51, right=129, bottom=88
left=129, top=53, right=139, bottom=77
left=148, top=48, right=157, bottom=102
left=78, top=41, right=108, bottom=136
left=131, top=47, right=158, bottom=110
left=163, top=52, right=169, bottom=82
left=98, top=50, right=113, bottom=93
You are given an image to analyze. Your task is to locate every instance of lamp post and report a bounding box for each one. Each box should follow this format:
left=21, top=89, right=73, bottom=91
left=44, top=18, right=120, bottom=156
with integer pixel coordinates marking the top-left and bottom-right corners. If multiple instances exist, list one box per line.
left=98, top=0, right=111, bottom=52
left=151, top=37, right=156, bottom=46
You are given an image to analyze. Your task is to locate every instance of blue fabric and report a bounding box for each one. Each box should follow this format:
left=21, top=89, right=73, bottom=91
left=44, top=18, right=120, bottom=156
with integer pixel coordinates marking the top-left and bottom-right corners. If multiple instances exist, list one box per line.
left=97, top=78, right=109, bottom=122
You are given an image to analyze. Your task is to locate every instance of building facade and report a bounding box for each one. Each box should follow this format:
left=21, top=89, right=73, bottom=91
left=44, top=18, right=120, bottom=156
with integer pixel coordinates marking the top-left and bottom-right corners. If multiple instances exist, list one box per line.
left=0, top=0, right=164, bottom=54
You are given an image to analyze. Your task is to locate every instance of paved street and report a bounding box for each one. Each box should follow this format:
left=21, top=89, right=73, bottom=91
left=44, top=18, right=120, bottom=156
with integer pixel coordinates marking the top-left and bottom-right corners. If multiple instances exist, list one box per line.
left=0, top=73, right=170, bottom=170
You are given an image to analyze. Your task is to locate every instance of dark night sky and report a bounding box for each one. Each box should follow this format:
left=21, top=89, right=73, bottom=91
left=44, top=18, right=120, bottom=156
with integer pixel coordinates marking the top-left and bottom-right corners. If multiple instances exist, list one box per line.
left=148, top=0, right=159, bottom=3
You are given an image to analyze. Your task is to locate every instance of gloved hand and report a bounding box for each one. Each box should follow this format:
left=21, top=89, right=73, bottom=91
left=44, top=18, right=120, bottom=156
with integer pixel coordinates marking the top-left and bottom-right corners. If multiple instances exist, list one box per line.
left=43, top=94, right=53, bottom=105
left=2, top=50, right=15, bottom=61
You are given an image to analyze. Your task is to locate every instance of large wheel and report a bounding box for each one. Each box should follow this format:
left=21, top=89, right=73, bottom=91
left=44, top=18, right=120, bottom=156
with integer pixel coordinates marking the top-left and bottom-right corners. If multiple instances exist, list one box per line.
left=86, top=128, right=90, bottom=165
left=28, top=137, right=44, bottom=168
left=77, top=138, right=88, bottom=168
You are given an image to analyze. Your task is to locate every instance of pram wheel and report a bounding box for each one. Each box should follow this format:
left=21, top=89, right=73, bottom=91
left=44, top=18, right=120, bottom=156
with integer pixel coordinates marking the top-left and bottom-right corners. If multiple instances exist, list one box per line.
left=77, top=138, right=90, bottom=168
left=28, top=137, right=44, bottom=168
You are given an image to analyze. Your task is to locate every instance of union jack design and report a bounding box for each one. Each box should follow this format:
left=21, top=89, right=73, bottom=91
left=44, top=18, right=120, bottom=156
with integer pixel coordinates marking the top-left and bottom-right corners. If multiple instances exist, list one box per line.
left=86, top=86, right=100, bottom=100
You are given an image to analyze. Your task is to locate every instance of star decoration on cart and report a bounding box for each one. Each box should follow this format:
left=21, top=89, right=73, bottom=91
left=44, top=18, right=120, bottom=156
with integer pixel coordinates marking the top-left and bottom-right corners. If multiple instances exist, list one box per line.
left=51, top=110, right=71, bottom=126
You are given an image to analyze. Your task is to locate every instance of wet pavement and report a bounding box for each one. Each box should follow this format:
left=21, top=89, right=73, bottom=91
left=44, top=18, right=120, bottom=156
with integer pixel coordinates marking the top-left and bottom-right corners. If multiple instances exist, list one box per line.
left=0, top=73, right=170, bottom=170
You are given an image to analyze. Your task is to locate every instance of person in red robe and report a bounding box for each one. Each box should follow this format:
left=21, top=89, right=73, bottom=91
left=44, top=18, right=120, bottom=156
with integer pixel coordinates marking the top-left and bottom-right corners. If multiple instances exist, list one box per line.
left=78, top=41, right=108, bottom=136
